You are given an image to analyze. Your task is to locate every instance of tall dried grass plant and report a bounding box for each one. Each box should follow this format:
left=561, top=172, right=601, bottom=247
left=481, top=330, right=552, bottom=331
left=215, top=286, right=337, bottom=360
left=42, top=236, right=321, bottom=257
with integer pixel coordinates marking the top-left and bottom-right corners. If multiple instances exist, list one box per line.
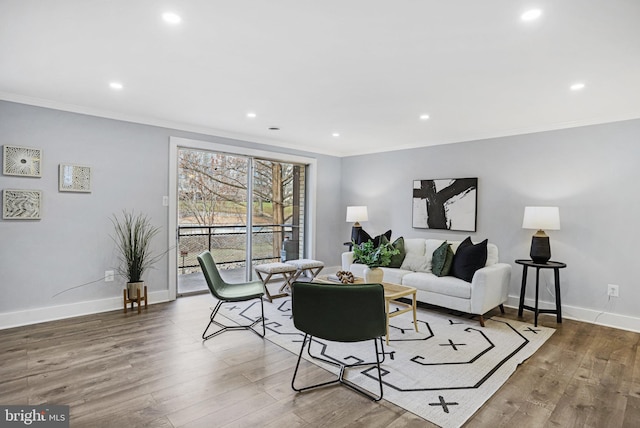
left=111, top=210, right=161, bottom=283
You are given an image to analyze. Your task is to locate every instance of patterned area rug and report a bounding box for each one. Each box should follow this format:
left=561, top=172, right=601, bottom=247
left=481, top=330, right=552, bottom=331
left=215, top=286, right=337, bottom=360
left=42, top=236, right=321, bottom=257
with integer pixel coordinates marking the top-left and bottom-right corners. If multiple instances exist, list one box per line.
left=221, top=298, right=554, bottom=428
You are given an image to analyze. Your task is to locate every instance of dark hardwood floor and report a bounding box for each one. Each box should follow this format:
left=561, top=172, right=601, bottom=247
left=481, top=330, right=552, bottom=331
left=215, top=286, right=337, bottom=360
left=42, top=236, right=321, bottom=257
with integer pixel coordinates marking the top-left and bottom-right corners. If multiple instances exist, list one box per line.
left=2, top=292, right=639, bottom=427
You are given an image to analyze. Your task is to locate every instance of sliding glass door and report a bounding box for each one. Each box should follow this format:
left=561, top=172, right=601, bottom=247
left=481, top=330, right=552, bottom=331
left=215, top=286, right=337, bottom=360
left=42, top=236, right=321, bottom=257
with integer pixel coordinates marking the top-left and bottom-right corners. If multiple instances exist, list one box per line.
left=251, top=159, right=305, bottom=267
left=176, top=148, right=306, bottom=295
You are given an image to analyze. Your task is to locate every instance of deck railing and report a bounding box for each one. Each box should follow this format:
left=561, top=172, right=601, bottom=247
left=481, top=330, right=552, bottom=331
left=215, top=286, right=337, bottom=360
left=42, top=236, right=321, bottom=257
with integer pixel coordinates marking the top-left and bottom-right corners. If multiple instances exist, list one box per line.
left=177, top=224, right=299, bottom=272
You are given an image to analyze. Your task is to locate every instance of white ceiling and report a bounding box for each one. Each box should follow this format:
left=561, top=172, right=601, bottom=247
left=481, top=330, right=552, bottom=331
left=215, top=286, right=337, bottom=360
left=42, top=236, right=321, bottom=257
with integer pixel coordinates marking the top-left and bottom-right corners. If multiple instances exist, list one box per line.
left=1, top=1, right=639, bottom=157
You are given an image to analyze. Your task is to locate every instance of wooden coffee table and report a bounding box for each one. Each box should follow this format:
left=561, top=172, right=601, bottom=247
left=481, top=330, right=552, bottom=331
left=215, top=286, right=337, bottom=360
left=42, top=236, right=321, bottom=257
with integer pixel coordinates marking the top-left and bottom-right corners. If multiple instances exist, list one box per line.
left=314, top=275, right=418, bottom=344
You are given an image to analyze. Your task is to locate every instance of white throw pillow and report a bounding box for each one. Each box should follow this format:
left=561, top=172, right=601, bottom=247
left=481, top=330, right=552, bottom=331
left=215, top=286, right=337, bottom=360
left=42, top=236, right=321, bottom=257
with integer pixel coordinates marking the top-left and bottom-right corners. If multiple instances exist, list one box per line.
left=400, top=253, right=431, bottom=273
left=486, top=243, right=499, bottom=266
left=403, top=238, right=426, bottom=256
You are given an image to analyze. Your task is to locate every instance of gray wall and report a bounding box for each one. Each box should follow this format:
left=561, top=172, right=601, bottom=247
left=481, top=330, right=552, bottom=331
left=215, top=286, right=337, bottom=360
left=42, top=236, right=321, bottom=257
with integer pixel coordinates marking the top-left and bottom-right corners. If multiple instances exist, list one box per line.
left=0, top=101, right=342, bottom=324
left=341, top=119, right=640, bottom=328
left=2, top=99, right=639, bottom=330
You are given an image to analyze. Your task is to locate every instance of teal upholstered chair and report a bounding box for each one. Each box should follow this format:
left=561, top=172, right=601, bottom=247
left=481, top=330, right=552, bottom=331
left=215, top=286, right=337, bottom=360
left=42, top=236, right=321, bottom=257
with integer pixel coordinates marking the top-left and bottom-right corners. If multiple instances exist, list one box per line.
left=290, top=281, right=387, bottom=401
left=197, top=251, right=266, bottom=340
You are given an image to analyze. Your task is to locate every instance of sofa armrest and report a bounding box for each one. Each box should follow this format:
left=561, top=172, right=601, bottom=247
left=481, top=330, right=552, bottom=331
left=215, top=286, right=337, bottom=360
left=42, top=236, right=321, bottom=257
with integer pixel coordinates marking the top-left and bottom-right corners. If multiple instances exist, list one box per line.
left=341, top=252, right=355, bottom=271
left=469, top=263, right=512, bottom=315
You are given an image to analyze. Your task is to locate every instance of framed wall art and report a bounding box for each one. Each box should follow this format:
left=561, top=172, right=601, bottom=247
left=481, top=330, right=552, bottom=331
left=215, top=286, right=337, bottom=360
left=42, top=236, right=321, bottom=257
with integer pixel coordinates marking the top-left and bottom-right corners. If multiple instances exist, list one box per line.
left=59, top=164, right=91, bottom=192
left=2, top=145, right=42, bottom=177
left=3, top=189, right=42, bottom=220
left=412, top=178, right=477, bottom=232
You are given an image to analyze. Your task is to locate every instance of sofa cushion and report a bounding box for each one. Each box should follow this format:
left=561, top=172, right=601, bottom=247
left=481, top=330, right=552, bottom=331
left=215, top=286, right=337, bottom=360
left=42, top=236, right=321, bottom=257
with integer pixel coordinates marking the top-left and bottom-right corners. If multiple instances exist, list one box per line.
left=425, top=239, right=447, bottom=256
left=432, top=241, right=454, bottom=277
left=347, top=263, right=367, bottom=278
left=401, top=272, right=471, bottom=299
left=383, top=236, right=406, bottom=268
left=400, top=238, right=430, bottom=272
left=400, top=254, right=430, bottom=272
left=348, top=264, right=412, bottom=284
left=356, top=228, right=392, bottom=247
left=403, top=238, right=427, bottom=256
left=451, top=237, right=488, bottom=282
left=353, top=228, right=369, bottom=245
left=486, top=243, right=499, bottom=266
left=380, top=267, right=413, bottom=284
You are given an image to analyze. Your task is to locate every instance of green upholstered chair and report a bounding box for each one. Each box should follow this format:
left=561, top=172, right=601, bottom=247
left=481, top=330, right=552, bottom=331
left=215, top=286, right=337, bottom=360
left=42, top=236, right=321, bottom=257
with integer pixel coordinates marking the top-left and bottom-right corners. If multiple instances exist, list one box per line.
left=197, top=251, right=266, bottom=340
left=290, top=281, right=387, bottom=401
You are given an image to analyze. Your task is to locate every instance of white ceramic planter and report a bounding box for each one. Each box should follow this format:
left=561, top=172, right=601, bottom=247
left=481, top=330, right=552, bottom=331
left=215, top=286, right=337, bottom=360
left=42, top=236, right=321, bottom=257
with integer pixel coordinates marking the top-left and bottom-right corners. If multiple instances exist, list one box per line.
left=127, top=281, right=145, bottom=299
left=363, top=267, right=384, bottom=283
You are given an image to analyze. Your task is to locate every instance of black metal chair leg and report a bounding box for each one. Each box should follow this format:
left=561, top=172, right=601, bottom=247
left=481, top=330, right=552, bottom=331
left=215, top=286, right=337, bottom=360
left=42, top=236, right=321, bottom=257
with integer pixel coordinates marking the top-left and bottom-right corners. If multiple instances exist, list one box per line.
left=289, top=282, right=386, bottom=401
left=202, top=298, right=265, bottom=341
left=336, top=338, right=383, bottom=401
left=292, top=334, right=341, bottom=392
left=291, top=334, right=384, bottom=401
left=257, top=298, right=266, bottom=337
left=377, top=337, right=387, bottom=364
left=197, top=251, right=267, bottom=341
left=202, top=301, right=224, bottom=340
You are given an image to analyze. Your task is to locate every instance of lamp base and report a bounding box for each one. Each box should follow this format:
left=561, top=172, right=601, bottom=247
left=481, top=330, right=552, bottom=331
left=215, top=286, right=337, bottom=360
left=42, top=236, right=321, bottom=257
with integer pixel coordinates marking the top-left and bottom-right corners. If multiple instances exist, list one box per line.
left=530, top=234, right=551, bottom=264
left=350, top=224, right=362, bottom=244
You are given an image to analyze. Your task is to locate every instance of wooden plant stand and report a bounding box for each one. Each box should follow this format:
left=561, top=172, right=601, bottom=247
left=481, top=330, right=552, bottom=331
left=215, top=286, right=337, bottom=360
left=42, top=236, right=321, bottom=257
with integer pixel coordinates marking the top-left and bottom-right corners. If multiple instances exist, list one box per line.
left=123, top=285, right=148, bottom=314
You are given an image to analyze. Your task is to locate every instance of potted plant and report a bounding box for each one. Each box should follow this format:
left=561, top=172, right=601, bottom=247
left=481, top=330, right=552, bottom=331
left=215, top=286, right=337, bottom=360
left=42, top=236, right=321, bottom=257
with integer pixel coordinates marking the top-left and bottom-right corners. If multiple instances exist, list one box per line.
left=111, top=210, right=161, bottom=299
left=352, top=240, right=400, bottom=283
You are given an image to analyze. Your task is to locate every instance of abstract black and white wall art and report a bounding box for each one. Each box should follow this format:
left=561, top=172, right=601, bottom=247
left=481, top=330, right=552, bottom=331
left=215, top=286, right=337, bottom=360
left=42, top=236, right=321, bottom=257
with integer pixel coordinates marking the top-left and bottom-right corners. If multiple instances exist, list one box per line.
left=2, top=145, right=42, bottom=177
left=412, top=178, right=477, bottom=231
left=3, top=189, right=42, bottom=220
left=59, top=164, right=91, bottom=192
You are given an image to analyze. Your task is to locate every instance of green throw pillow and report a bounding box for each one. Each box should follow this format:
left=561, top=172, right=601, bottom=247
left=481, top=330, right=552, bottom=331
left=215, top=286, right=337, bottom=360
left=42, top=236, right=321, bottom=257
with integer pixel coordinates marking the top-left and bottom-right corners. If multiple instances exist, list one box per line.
left=386, top=236, right=406, bottom=268
left=432, top=241, right=454, bottom=277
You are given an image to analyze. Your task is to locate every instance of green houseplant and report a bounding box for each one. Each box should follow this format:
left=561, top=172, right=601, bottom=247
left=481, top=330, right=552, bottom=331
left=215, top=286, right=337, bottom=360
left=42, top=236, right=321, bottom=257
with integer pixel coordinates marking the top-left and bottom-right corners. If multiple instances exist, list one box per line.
left=352, top=240, right=400, bottom=283
left=111, top=210, right=161, bottom=298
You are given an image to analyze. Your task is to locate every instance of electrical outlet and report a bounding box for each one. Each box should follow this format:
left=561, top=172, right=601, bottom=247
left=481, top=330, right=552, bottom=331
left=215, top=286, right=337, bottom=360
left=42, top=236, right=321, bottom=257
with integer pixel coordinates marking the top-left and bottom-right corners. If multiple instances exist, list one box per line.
left=607, top=284, right=619, bottom=297
left=105, top=270, right=115, bottom=282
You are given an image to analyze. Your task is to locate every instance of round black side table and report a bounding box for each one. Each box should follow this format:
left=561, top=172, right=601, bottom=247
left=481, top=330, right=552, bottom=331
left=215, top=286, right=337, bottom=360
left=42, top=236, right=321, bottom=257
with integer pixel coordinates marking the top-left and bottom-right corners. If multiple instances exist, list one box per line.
left=515, top=259, right=567, bottom=327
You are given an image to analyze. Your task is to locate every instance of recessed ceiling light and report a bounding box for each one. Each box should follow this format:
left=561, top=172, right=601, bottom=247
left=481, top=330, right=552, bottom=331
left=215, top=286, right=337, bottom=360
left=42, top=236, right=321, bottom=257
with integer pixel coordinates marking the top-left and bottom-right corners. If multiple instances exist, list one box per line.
left=570, top=82, right=586, bottom=91
left=162, top=12, right=182, bottom=24
left=246, top=112, right=257, bottom=118
left=419, top=114, right=430, bottom=120
left=332, top=133, right=340, bottom=137
left=109, top=82, right=123, bottom=90
left=521, top=9, right=542, bottom=21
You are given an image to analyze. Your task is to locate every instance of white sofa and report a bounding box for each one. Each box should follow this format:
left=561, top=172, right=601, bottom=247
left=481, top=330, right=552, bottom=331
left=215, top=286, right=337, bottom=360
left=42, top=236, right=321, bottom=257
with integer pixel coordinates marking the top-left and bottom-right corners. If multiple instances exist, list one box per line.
left=341, top=238, right=511, bottom=326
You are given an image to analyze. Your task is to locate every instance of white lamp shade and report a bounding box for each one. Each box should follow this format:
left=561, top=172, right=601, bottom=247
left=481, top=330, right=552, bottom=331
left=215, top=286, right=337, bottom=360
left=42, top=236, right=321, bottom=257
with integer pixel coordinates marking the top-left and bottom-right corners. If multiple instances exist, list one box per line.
left=346, top=206, right=368, bottom=222
left=522, top=206, right=560, bottom=230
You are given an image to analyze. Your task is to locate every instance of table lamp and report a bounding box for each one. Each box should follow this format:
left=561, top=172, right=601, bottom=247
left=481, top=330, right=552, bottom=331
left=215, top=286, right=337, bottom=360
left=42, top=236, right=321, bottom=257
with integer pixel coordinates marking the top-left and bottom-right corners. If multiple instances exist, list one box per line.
left=346, top=206, right=368, bottom=243
left=522, top=206, right=560, bottom=264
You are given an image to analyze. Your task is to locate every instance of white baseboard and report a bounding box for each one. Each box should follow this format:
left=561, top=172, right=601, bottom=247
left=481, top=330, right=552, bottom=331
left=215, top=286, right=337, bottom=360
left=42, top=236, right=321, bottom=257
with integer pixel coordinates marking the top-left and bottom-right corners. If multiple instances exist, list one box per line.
left=0, top=290, right=173, bottom=330
left=3, top=285, right=638, bottom=334
left=318, top=268, right=640, bottom=332
left=506, top=294, right=640, bottom=333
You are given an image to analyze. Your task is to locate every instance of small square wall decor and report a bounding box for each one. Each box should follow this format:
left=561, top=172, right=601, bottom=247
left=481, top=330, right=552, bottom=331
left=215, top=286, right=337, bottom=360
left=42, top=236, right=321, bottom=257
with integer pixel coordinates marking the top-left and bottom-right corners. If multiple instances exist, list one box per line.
left=3, top=189, right=42, bottom=220
left=3, top=145, right=42, bottom=177
left=59, top=164, right=91, bottom=192
left=412, top=178, right=477, bottom=232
